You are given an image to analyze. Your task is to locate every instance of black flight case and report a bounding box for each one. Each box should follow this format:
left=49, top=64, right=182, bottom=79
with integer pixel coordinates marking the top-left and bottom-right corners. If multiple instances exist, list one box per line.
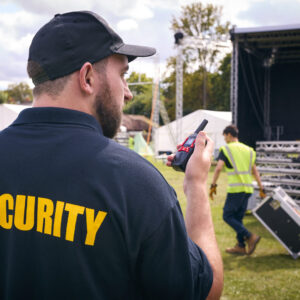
left=252, top=187, right=300, bottom=259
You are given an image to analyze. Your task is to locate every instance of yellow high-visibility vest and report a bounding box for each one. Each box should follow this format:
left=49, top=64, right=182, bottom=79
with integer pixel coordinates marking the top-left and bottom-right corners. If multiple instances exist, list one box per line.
left=128, top=137, right=134, bottom=150
left=220, top=141, right=256, bottom=193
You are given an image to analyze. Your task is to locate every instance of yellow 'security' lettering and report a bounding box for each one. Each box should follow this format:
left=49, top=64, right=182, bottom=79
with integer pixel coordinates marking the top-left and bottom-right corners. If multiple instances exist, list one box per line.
left=64, top=203, right=85, bottom=242
left=0, top=193, right=108, bottom=246
left=37, top=197, right=54, bottom=235
left=14, top=195, right=35, bottom=231
left=0, top=193, right=14, bottom=229
left=85, top=208, right=107, bottom=246
left=53, top=201, right=65, bottom=238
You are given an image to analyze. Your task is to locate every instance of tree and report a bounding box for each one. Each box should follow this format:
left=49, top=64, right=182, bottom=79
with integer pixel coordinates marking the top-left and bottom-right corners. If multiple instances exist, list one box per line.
left=171, top=2, right=230, bottom=108
left=162, top=54, right=231, bottom=118
left=161, top=57, right=177, bottom=121
left=0, top=91, right=8, bottom=104
left=209, top=53, right=231, bottom=111
left=123, top=72, right=153, bottom=117
left=6, top=82, right=33, bottom=104
left=162, top=56, right=211, bottom=120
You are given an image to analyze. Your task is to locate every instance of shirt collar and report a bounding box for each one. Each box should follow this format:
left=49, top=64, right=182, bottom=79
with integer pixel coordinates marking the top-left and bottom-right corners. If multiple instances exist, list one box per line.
left=12, top=107, right=103, bottom=135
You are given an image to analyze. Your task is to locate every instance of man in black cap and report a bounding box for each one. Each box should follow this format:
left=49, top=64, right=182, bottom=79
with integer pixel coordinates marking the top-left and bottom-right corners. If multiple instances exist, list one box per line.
left=0, top=11, right=223, bottom=299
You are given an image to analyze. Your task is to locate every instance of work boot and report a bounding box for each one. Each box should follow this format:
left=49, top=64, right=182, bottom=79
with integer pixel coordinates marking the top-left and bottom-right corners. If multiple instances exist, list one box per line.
left=246, top=234, right=261, bottom=255
left=225, top=244, right=246, bottom=255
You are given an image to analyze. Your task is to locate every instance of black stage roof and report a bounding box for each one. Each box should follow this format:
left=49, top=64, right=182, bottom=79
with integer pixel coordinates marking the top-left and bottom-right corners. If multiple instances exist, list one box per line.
left=230, top=24, right=300, bottom=64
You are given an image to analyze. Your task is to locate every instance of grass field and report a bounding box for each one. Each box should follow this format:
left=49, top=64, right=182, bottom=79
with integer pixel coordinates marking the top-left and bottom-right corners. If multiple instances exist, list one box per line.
left=149, top=158, right=300, bottom=300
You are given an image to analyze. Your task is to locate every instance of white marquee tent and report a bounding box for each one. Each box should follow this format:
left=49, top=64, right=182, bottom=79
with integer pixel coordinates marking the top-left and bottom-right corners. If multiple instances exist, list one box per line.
left=0, top=104, right=31, bottom=131
left=155, top=109, right=232, bottom=156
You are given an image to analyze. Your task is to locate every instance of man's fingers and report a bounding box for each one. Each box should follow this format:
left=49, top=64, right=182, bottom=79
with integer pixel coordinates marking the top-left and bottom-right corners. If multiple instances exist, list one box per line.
left=204, top=134, right=214, bottom=154
left=195, top=131, right=207, bottom=149
left=193, top=131, right=214, bottom=158
left=167, top=154, right=175, bottom=162
left=166, top=154, right=175, bottom=167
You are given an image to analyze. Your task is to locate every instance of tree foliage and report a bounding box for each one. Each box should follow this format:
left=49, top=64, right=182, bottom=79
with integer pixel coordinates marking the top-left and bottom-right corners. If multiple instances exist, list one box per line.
left=160, top=2, right=231, bottom=118
left=0, top=91, right=9, bottom=104
left=209, top=53, right=231, bottom=111
left=123, top=72, right=153, bottom=117
left=5, top=82, right=33, bottom=104
left=170, top=3, right=230, bottom=110
left=171, top=3, right=230, bottom=72
left=162, top=53, right=231, bottom=120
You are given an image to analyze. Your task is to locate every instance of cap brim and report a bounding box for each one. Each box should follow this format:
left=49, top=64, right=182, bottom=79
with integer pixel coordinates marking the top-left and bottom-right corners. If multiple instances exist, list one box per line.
left=114, top=44, right=156, bottom=62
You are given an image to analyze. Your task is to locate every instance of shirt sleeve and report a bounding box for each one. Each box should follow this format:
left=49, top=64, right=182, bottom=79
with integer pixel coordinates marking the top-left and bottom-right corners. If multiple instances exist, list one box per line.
left=217, top=148, right=233, bottom=169
left=136, top=201, right=213, bottom=300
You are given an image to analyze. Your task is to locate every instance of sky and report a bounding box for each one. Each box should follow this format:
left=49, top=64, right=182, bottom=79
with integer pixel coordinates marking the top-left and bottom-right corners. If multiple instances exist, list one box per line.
left=1, top=0, right=300, bottom=90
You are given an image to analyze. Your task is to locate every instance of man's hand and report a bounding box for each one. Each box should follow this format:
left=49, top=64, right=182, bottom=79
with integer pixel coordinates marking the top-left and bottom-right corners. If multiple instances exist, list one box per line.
left=183, top=132, right=214, bottom=193
left=209, top=184, right=217, bottom=200
left=168, top=133, right=223, bottom=299
left=259, top=188, right=267, bottom=199
left=166, top=153, right=175, bottom=167
left=166, top=132, right=213, bottom=194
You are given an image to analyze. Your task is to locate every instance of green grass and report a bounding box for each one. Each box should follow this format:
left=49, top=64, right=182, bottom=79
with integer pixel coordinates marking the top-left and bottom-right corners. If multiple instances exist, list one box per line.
left=149, top=158, right=300, bottom=300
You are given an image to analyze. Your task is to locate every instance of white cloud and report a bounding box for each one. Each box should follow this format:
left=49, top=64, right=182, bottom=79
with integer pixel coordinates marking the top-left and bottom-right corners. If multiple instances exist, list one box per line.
left=146, top=0, right=180, bottom=9
left=0, top=10, right=44, bottom=36
left=1, top=0, right=300, bottom=89
left=5, top=33, right=33, bottom=56
left=117, top=19, right=138, bottom=31
left=0, top=10, right=44, bottom=59
left=123, top=5, right=153, bottom=20
left=0, top=10, right=46, bottom=86
left=5, top=0, right=98, bottom=15
left=6, top=0, right=155, bottom=20
left=238, top=0, right=300, bottom=26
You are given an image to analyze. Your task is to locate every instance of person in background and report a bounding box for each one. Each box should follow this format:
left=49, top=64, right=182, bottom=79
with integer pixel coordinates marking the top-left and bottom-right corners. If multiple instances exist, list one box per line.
left=128, top=134, right=135, bottom=150
left=210, top=125, right=266, bottom=255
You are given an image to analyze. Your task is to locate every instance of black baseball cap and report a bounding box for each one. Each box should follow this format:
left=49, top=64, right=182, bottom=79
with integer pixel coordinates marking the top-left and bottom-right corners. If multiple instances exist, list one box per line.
left=28, top=11, right=156, bottom=85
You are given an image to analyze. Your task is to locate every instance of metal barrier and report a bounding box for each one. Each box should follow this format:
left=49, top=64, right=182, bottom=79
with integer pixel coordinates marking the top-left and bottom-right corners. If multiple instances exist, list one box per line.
left=255, top=141, right=300, bottom=205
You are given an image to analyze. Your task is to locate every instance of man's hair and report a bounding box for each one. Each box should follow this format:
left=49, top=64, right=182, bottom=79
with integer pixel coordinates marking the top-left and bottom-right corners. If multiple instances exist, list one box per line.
left=27, top=61, right=71, bottom=98
left=92, top=59, right=107, bottom=76
left=223, top=125, right=239, bottom=137
left=27, top=59, right=107, bottom=98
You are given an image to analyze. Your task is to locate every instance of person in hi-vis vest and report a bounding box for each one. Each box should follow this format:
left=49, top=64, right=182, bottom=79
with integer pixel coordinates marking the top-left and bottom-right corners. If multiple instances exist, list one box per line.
left=209, top=125, right=266, bottom=255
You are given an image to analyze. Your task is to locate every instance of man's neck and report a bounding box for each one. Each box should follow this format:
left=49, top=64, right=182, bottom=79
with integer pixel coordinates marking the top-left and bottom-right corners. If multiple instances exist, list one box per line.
left=32, top=94, right=93, bottom=117
left=229, top=138, right=238, bottom=143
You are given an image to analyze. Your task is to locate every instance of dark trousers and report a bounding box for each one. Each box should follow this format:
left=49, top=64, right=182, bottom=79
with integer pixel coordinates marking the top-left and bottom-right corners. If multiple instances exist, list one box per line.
left=223, top=193, right=252, bottom=247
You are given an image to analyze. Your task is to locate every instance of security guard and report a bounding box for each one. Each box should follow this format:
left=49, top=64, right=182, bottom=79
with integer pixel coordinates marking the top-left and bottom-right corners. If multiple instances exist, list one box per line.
left=0, top=11, right=223, bottom=299
left=210, top=125, right=266, bottom=255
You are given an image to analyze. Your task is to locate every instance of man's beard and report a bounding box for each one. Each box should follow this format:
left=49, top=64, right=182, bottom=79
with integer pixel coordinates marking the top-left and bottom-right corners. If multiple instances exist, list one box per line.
left=94, top=82, right=122, bottom=139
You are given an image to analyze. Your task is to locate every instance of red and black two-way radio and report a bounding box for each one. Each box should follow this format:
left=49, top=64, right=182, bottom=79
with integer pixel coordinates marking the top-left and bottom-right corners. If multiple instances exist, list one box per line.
left=172, top=119, right=208, bottom=172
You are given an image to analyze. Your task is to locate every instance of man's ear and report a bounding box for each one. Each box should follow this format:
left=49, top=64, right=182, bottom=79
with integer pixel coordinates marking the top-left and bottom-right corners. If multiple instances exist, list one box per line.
left=79, top=62, right=96, bottom=95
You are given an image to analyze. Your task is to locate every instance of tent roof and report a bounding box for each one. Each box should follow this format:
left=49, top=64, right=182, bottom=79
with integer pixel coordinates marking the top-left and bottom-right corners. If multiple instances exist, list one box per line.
left=155, top=109, right=232, bottom=153
left=167, top=109, right=231, bottom=127
left=122, top=114, right=154, bottom=132
left=0, top=104, right=31, bottom=131
left=3, top=103, right=31, bottom=113
left=201, top=110, right=232, bottom=122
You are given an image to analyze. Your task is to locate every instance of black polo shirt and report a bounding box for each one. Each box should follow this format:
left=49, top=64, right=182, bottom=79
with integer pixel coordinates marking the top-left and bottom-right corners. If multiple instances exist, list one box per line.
left=0, top=107, right=212, bottom=300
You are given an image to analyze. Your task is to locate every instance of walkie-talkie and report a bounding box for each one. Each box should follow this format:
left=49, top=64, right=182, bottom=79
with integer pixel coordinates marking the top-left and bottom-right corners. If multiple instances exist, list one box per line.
left=172, top=119, right=208, bottom=172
